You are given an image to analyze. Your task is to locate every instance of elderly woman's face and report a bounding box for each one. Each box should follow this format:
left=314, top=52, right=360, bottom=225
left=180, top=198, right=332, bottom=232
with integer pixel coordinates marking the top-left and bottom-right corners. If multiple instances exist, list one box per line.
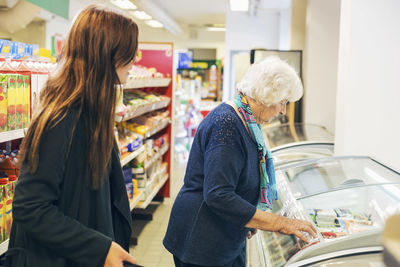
left=252, top=99, right=288, bottom=124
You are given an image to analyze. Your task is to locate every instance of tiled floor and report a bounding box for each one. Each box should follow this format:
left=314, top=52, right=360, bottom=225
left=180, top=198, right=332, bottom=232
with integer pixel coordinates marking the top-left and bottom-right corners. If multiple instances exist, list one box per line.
left=130, top=158, right=186, bottom=267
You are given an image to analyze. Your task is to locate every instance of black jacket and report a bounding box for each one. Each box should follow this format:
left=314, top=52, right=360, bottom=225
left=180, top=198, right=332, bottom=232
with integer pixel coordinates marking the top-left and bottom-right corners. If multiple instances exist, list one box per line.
left=5, top=109, right=132, bottom=267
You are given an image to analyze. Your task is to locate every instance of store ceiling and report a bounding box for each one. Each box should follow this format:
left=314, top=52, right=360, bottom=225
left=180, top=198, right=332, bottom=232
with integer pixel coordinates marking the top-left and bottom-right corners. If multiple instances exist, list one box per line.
left=150, top=0, right=227, bottom=25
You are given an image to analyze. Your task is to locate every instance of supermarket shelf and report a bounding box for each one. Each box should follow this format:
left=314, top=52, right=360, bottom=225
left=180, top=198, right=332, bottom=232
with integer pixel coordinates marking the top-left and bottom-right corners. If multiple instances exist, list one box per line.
left=129, top=190, right=144, bottom=211
left=0, top=129, right=27, bottom=143
left=0, top=239, right=9, bottom=255
left=124, top=78, right=171, bottom=89
left=120, top=145, right=145, bottom=167
left=144, top=120, right=170, bottom=139
left=132, top=143, right=169, bottom=173
left=136, top=173, right=169, bottom=209
left=115, top=99, right=170, bottom=122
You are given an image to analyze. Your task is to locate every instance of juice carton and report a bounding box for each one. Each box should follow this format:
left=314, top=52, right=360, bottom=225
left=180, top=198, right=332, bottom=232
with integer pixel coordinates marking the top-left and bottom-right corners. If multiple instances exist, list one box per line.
left=7, top=75, right=17, bottom=131
left=4, top=180, right=13, bottom=239
left=23, top=75, right=31, bottom=128
left=16, top=75, right=24, bottom=130
left=0, top=178, right=7, bottom=241
left=0, top=75, right=8, bottom=132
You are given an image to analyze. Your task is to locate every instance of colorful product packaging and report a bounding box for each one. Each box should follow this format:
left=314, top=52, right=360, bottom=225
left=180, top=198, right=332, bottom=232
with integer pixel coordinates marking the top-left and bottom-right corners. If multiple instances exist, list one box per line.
left=0, top=40, right=12, bottom=59
left=4, top=179, right=13, bottom=240
left=7, top=75, right=17, bottom=131
left=16, top=75, right=24, bottom=130
left=23, top=75, right=30, bottom=128
left=0, top=75, right=7, bottom=132
left=0, top=178, right=7, bottom=241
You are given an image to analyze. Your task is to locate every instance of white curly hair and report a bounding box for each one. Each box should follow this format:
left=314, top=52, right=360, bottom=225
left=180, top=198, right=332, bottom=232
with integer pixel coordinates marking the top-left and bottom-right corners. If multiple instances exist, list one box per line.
left=236, top=56, right=303, bottom=106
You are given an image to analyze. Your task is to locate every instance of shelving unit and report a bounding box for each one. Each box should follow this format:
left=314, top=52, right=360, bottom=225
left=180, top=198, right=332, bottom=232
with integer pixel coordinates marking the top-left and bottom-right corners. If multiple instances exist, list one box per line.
left=144, top=119, right=170, bottom=139
left=0, top=129, right=26, bottom=143
left=130, top=190, right=144, bottom=211
left=132, top=143, right=169, bottom=173
left=115, top=99, right=170, bottom=122
left=136, top=173, right=169, bottom=209
left=120, top=146, right=146, bottom=167
left=125, top=78, right=171, bottom=89
left=0, top=240, right=9, bottom=255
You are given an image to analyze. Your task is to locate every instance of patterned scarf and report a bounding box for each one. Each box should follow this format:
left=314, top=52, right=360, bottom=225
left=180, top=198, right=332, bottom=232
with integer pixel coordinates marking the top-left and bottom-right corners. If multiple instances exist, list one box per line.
left=234, top=93, right=278, bottom=210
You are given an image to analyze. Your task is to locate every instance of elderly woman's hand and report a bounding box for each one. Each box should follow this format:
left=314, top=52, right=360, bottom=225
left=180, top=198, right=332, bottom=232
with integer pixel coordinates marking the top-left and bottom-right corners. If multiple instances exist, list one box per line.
left=276, top=216, right=318, bottom=243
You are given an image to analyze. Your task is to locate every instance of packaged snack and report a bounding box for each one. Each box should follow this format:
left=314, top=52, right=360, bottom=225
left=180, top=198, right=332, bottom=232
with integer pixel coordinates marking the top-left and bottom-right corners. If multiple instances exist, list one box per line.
left=16, top=75, right=24, bottom=129
left=0, top=40, right=12, bottom=59
left=4, top=179, right=13, bottom=239
left=0, top=178, right=6, bottom=242
left=22, top=75, right=30, bottom=128
left=7, top=75, right=17, bottom=131
left=0, top=178, right=8, bottom=241
left=0, top=75, right=8, bottom=132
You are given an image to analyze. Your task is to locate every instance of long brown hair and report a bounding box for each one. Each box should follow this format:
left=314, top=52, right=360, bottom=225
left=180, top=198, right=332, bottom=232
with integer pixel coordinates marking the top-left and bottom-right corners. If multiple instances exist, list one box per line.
left=20, top=5, right=139, bottom=189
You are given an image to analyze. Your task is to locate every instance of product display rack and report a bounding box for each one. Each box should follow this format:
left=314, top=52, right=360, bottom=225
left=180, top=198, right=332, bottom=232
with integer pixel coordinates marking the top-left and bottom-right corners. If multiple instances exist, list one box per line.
left=119, top=42, right=173, bottom=212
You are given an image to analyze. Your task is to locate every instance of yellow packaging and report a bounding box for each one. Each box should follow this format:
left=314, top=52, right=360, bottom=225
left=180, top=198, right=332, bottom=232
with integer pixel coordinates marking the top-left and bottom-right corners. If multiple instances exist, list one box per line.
left=4, top=182, right=13, bottom=240
left=0, top=178, right=7, bottom=242
left=7, top=75, right=17, bottom=131
left=0, top=75, right=7, bottom=132
left=132, top=178, right=138, bottom=195
left=16, top=75, right=24, bottom=130
left=23, top=75, right=31, bottom=128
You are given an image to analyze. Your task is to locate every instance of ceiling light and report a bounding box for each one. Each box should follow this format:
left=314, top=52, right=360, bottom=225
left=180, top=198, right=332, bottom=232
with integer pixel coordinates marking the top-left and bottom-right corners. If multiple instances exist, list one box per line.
left=229, top=0, right=249, bottom=11
left=130, top=10, right=152, bottom=20
left=145, top=20, right=164, bottom=28
left=110, top=0, right=137, bottom=10
left=206, top=27, right=226, bottom=32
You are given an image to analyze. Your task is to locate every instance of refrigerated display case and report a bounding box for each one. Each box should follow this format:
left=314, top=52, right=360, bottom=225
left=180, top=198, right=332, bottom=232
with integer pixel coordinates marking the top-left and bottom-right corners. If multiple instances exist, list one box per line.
left=263, top=123, right=334, bottom=151
left=248, top=156, right=400, bottom=267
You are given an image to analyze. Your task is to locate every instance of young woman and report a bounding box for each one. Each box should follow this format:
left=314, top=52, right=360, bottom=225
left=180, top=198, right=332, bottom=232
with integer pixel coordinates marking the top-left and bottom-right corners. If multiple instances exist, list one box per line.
left=6, top=5, right=138, bottom=267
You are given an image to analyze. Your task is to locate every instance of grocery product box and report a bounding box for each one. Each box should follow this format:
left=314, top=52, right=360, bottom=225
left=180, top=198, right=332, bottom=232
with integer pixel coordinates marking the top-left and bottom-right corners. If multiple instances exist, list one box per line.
left=23, top=75, right=31, bottom=128
left=7, top=75, right=17, bottom=131
left=0, top=75, right=8, bottom=132
left=16, top=75, right=24, bottom=129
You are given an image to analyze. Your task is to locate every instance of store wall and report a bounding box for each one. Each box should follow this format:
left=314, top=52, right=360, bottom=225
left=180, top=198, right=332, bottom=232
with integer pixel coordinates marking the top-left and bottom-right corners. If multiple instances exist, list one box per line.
left=290, top=0, right=307, bottom=50
left=279, top=8, right=291, bottom=50
left=0, top=20, right=46, bottom=48
left=303, top=0, right=341, bottom=133
left=335, top=0, right=400, bottom=171
left=222, top=9, right=280, bottom=101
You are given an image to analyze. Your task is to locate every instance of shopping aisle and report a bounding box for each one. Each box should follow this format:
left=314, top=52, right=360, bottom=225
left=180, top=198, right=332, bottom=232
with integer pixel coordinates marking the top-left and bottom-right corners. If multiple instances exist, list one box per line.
left=130, top=157, right=186, bottom=267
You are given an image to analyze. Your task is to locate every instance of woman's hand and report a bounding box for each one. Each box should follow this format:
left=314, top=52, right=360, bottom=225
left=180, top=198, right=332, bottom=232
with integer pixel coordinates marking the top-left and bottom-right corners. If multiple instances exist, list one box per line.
left=276, top=216, right=318, bottom=243
left=104, top=242, right=137, bottom=267
left=247, top=228, right=258, bottom=239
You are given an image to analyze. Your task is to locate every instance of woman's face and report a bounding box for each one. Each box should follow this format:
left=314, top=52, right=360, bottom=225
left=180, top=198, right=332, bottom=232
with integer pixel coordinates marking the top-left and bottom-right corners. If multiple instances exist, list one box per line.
left=116, top=59, right=135, bottom=85
left=250, top=98, right=288, bottom=124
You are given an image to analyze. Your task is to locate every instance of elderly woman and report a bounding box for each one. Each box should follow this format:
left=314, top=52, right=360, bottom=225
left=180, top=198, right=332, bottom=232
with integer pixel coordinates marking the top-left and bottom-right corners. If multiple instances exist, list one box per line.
left=163, top=56, right=316, bottom=267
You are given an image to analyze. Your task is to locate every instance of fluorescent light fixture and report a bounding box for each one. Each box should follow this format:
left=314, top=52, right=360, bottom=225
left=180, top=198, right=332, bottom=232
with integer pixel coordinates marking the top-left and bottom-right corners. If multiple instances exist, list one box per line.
left=110, top=0, right=137, bottom=10
left=145, top=20, right=164, bottom=28
left=206, top=26, right=226, bottom=32
left=229, top=0, right=249, bottom=11
left=130, top=10, right=152, bottom=20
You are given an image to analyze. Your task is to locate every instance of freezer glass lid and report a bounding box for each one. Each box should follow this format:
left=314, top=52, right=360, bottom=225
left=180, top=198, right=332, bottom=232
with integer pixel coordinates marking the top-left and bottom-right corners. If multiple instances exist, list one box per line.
left=263, top=123, right=334, bottom=149
left=272, top=144, right=334, bottom=167
left=280, top=157, right=400, bottom=198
